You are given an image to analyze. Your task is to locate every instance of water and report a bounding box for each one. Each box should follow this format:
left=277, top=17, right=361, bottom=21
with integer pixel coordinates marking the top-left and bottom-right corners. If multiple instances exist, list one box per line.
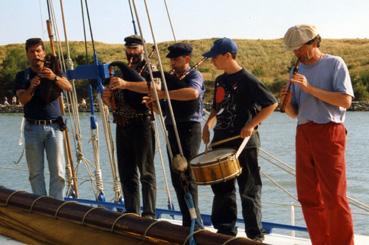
left=0, top=112, right=368, bottom=235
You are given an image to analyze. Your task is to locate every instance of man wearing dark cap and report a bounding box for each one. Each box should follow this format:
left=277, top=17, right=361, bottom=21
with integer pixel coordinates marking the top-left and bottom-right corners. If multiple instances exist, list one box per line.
left=202, top=38, right=277, bottom=241
left=15, top=38, right=72, bottom=200
left=280, top=25, right=354, bottom=245
left=124, top=34, right=143, bottom=46
left=147, top=42, right=205, bottom=227
left=102, top=34, right=156, bottom=219
left=123, top=35, right=146, bottom=71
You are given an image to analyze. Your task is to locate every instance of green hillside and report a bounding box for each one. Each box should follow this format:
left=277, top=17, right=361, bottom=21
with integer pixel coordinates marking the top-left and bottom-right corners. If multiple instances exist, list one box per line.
left=1, top=38, right=369, bottom=102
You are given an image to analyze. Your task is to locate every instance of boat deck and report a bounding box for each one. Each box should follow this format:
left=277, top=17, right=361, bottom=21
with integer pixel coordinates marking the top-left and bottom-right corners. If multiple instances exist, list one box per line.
left=0, top=235, right=23, bottom=245
left=2, top=220, right=369, bottom=245
left=164, top=218, right=369, bottom=245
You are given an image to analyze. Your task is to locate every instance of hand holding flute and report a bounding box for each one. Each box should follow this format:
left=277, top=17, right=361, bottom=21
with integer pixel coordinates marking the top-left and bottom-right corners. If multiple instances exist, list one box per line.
left=279, top=59, right=300, bottom=112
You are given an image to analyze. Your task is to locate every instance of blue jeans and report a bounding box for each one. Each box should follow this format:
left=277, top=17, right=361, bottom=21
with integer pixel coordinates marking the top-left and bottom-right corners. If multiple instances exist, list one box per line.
left=24, top=121, right=65, bottom=200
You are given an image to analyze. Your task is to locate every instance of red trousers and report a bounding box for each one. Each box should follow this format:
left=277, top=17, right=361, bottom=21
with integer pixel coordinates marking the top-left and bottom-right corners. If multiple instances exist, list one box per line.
left=296, top=122, right=354, bottom=245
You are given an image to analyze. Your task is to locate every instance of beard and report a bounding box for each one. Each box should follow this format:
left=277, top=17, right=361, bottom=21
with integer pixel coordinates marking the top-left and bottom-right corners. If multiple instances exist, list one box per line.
left=126, top=52, right=144, bottom=65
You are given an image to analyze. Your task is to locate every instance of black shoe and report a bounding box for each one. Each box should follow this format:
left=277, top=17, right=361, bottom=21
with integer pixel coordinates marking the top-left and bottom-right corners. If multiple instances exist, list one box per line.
left=217, top=230, right=237, bottom=237
left=251, top=235, right=264, bottom=243
left=142, top=214, right=155, bottom=219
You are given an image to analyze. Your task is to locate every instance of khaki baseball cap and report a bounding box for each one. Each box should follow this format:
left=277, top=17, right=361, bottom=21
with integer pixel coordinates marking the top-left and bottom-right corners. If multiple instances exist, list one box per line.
left=283, top=24, right=319, bottom=51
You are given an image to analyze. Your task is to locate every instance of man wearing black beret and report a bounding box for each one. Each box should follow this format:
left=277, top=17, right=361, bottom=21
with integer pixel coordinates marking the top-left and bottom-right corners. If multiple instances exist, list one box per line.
left=166, top=43, right=193, bottom=58
left=147, top=42, right=205, bottom=227
left=124, top=34, right=144, bottom=46
left=102, top=34, right=156, bottom=219
left=123, top=35, right=145, bottom=70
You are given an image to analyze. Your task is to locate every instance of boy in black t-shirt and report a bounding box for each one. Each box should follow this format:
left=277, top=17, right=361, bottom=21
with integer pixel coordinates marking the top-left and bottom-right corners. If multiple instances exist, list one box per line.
left=202, top=38, right=277, bottom=241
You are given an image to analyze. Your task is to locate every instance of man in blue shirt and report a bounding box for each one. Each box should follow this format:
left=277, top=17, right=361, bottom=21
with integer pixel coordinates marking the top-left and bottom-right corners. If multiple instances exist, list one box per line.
left=280, top=25, right=354, bottom=245
left=15, top=38, right=72, bottom=200
left=146, top=43, right=205, bottom=227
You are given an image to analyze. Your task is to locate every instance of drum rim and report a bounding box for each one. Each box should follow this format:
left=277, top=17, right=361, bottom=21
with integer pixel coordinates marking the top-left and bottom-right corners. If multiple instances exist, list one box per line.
left=190, top=155, right=238, bottom=169
left=190, top=147, right=236, bottom=165
left=193, top=170, right=242, bottom=185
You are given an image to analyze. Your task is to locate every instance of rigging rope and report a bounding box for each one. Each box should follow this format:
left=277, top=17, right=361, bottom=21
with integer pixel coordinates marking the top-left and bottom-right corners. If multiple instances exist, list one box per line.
left=51, top=0, right=81, bottom=198
left=82, top=0, right=105, bottom=200
left=46, top=0, right=79, bottom=197
left=130, top=0, right=175, bottom=162
left=58, top=0, right=105, bottom=198
left=154, top=119, right=175, bottom=212
left=46, top=0, right=109, bottom=199
left=127, top=0, right=138, bottom=35
left=89, top=123, right=104, bottom=197
left=136, top=2, right=202, bottom=242
left=80, top=0, right=89, bottom=62
left=259, top=148, right=295, bottom=175
left=97, top=94, right=123, bottom=202
left=48, top=0, right=67, bottom=72
left=38, top=0, right=46, bottom=39
left=122, top=0, right=175, bottom=211
left=162, top=0, right=176, bottom=42
left=83, top=0, right=96, bottom=54
left=81, top=0, right=123, bottom=202
left=129, top=1, right=178, bottom=215
left=260, top=170, right=298, bottom=201
left=138, top=0, right=185, bottom=161
left=260, top=147, right=369, bottom=213
left=58, top=0, right=73, bottom=69
left=12, top=118, right=25, bottom=165
left=64, top=0, right=104, bottom=200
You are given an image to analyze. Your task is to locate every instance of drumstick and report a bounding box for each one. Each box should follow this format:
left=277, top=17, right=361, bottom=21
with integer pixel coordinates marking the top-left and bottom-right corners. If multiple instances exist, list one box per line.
left=210, top=135, right=241, bottom=147
left=235, top=136, right=250, bottom=159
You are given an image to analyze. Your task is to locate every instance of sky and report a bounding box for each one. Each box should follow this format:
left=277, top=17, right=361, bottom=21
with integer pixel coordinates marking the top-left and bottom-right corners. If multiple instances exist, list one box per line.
left=1, top=0, right=369, bottom=45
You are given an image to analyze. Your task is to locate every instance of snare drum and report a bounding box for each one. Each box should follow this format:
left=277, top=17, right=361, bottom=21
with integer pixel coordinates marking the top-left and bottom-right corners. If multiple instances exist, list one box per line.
left=190, top=148, right=242, bottom=185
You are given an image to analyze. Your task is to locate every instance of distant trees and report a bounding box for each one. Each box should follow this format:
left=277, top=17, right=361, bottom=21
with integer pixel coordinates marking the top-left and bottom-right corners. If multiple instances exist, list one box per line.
left=351, top=71, right=369, bottom=101
left=0, top=47, right=28, bottom=98
left=1, top=40, right=369, bottom=102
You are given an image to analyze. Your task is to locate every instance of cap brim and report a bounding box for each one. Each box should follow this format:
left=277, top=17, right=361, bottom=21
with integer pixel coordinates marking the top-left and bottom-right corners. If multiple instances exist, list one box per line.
left=202, top=50, right=216, bottom=58
left=125, top=43, right=142, bottom=47
left=285, top=42, right=305, bottom=51
left=166, top=52, right=191, bottom=58
left=166, top=53, right=177, bottom=58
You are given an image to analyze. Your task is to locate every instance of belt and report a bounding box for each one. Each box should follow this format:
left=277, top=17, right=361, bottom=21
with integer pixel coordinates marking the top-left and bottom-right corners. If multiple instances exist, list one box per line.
left=113, top=114, right=150, bottom=126
left=26, top=119, right=58, bottom=125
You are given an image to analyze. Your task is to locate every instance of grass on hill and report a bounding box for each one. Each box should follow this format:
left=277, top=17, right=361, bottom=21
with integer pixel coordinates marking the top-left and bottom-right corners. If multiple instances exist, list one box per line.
left=1, top=38, right=369, bottom=102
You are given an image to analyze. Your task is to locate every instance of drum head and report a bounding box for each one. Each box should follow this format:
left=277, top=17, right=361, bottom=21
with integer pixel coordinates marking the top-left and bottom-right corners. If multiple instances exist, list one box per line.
left=191, top=148, right=235, bottom=165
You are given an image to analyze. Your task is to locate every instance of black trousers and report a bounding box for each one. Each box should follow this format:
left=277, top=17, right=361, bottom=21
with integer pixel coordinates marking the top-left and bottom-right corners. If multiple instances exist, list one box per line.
left=116, top=118, right=156, bottom=218
left=166, top=122, right=201, bottom=227
left=210, top=132, right=263, bottom=239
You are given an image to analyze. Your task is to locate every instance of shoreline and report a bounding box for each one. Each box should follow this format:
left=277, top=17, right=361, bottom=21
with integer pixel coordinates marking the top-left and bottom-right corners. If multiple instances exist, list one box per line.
left=1, top=101, right=369, bottom=113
